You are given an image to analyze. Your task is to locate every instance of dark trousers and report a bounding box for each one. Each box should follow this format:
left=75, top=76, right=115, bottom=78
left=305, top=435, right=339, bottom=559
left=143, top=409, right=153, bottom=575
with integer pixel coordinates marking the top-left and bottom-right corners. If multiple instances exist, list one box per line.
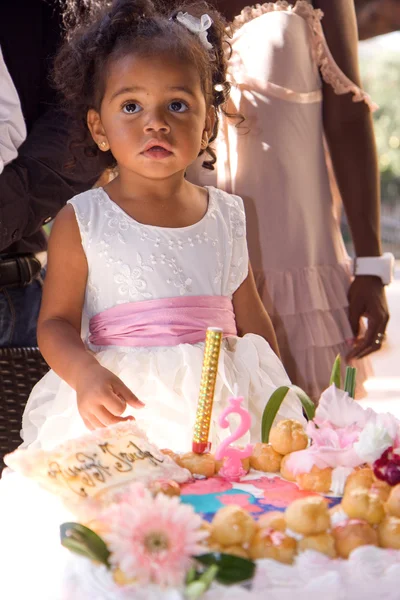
left=0, top=273, right=44, bottom=347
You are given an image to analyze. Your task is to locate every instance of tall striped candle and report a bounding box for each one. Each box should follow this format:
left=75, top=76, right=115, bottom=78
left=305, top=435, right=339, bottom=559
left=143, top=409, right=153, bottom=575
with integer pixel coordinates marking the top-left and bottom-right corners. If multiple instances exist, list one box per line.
left=192, top=327, right=222, bottom=454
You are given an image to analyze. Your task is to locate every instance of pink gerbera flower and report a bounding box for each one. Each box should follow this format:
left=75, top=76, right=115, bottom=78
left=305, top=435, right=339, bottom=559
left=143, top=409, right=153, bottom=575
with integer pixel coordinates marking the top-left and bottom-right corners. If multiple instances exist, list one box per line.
left=101, top=483, right=208, bottom=587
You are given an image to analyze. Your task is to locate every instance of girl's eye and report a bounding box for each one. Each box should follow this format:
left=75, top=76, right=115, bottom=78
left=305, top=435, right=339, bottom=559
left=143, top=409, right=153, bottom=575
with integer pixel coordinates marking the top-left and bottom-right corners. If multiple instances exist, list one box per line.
left=169, top=101, right=188, bottom=113
left=122, top=103, right=141, bottom=114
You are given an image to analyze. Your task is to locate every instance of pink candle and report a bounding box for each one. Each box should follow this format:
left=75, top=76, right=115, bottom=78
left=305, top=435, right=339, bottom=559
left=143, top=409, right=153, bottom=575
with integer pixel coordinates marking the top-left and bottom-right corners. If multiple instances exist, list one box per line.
left=215, top=388, right=253, bottom=481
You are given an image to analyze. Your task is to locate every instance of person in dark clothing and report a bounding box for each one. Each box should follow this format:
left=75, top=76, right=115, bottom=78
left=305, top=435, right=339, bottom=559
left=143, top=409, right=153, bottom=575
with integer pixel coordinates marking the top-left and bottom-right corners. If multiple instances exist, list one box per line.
left=0, top=0, right=108, bottom=346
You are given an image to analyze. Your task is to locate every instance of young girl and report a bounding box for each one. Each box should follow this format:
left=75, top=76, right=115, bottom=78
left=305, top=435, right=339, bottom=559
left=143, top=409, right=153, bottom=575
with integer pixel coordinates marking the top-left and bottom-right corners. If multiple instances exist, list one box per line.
left=21, top=0, right=304, bottom=452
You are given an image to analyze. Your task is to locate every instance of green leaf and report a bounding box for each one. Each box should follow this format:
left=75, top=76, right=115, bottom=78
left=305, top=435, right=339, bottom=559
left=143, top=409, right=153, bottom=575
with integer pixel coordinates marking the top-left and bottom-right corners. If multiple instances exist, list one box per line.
left=261, top=385, right=315, bottom=443
left=290, top=385, right=316, bottom=420
left=329, top=354, right=342, bottom=389
left=185, top=581, right=208, bottom=600
left=185, top=565, right=219, bottom=599
left=185, top=566, right=198, bottom=585
left=261, top=386, right=290, bottom=443
left=196, top=553, right=255, bottom=585
left=60, top=522, right=110, bottom=567
left=200, top=564, right=219, bottom=587
left=344, top=366, right=357, bottom=398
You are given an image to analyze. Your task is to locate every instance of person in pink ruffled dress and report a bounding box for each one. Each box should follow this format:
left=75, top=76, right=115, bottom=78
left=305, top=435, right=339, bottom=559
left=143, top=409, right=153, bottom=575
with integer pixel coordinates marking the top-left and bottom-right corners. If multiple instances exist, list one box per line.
left=188, top=0, right=389, bottom=400
left=19, top=0, right=306, bottom=453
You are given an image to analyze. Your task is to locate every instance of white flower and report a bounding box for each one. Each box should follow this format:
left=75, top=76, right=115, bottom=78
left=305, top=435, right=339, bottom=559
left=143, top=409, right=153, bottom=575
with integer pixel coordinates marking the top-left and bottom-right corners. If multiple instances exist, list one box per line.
left=354, top=422, right=394, bottom=463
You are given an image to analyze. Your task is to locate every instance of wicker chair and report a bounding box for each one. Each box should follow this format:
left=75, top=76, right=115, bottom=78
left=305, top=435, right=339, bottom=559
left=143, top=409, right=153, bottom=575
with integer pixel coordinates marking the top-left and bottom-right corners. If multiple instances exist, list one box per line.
left=0, top=347, right=49, bottom=469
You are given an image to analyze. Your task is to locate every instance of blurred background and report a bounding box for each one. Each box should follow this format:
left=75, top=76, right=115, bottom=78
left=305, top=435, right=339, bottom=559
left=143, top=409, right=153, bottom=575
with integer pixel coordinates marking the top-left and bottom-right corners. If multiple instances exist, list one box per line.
left=342, top=0, right=400, bottom=257
left=353, top=0, right=400, bottom=415
left=358, top=32, right=400, bottom=257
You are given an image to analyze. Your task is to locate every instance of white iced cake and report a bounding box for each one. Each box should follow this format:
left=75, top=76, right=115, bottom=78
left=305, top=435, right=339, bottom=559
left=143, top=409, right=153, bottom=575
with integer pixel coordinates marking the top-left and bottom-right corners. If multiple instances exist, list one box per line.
left=5, top=421, right=191, bottom=505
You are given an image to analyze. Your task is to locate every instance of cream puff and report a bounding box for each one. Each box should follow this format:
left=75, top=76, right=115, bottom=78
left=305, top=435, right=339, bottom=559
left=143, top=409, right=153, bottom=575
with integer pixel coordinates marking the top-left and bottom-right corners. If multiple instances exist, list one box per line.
left=332, top=519, right=378, bottom=559
left=342, top=488, right=385, bottom=525
left=176, top=452, right=216, bottom=478
left=249, top=529, right=297, bottom=563
left=344, top=468, right=374, bottom=494
left=257, top=511, right=286, bottom=532
left=207, top=541, right=223, bottom=552
left=385, top=484, right=400, bottom=518
left=378, top=516, right=400, bottom=549
left=296, top=465, right=332, bottom=493
left=280, top=454, right=297, bottom=482
left=285, top=496, right=330, bottom=535
left=269, top=420, right=309, bottom=455
left=369, top=480, right=391, bottom=503
left=211, top=506, right=257, bottom=546
left=223, top=545, right=250, bottom=559
left=201, top=522, right=221, bottom=551
left=250, top=443, right=283, bottom=472
left=298, top=532, right=336, bottom=558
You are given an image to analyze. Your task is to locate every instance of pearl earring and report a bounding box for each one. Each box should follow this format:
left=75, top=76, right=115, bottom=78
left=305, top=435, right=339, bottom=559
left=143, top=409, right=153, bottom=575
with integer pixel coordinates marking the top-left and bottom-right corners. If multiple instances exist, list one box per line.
left=99, top=141, right=108, bottom=150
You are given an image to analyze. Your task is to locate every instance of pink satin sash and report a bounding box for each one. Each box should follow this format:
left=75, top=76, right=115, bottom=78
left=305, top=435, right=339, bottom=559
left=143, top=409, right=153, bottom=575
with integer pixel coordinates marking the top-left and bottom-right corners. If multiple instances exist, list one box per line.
left=89, top=295, right=237, bottom=347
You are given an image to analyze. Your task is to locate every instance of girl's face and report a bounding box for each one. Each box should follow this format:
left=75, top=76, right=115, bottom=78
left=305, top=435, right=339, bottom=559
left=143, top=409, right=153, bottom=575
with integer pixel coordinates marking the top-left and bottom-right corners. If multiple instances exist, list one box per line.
left=88, top=52, right=214, bottom=180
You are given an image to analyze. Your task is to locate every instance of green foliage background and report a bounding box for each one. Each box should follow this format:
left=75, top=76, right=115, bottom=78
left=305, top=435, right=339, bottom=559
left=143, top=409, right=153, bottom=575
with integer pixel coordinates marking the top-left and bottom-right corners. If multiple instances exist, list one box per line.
left=360, top=50, right=400, bottom=207
left=341, top=42, right=400, bottom=256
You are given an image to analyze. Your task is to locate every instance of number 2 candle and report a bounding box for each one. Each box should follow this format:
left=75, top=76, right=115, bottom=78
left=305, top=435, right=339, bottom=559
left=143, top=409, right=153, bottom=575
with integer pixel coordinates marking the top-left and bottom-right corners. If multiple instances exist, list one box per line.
left=215, top=386, right=253, bottom=481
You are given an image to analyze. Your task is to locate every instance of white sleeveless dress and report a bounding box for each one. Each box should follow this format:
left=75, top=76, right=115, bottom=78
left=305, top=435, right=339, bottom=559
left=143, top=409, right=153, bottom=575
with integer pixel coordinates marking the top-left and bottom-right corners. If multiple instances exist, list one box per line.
left=188, top=0, right=373, bottom=400
left=21, top=185, right=304, bottom=452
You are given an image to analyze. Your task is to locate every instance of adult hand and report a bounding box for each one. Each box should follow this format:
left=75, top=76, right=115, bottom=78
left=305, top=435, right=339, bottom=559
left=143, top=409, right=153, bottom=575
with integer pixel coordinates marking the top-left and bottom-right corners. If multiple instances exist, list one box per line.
left=76, top=363, right=144, bottom=430
left=347, top=275, right=389, bottom=360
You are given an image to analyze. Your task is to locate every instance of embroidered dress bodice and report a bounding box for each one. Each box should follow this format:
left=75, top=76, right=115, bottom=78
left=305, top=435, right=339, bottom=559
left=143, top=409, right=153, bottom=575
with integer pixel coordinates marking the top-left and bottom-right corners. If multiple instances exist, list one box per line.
left=69, top=186, right=248, bottom=326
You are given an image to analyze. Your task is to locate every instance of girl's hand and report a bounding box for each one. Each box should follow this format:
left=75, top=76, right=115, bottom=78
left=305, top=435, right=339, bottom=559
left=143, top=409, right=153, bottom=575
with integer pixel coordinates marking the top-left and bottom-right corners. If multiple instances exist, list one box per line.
left=76, top=364, right=144, bottom=430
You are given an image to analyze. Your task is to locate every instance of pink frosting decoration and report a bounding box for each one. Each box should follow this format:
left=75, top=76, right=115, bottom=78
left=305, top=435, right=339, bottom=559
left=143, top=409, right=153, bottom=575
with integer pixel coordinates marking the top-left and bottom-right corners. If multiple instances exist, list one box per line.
left=218, top=493, right=263, bottom=513
left=180, top=478, right=232, bottom=495
left=89, top=295, right=237, bottom=347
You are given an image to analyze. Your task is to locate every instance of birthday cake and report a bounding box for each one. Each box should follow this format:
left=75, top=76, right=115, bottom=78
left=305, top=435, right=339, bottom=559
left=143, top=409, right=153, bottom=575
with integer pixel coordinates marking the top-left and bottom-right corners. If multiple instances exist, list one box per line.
left=4, top=380, right=400, bottom=600
left=4, top=336, right=400, bottom=600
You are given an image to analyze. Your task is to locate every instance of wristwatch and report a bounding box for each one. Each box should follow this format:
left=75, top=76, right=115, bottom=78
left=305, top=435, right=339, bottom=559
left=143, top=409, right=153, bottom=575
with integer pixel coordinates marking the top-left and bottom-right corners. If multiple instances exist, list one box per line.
left=353, top=252, right=395, bottom=285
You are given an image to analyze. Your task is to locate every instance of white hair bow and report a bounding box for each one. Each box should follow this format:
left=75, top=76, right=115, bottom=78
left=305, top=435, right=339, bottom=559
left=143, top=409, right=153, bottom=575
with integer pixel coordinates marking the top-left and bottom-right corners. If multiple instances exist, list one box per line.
left=175, top=12, right=213, bottom=50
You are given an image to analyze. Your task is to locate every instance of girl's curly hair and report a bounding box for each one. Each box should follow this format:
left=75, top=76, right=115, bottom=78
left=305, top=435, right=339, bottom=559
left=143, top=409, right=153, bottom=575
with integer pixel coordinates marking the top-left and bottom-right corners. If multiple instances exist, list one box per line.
left=60, top=0, right=112, bottom=30
left=55, top=0, right=235, bottom=170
